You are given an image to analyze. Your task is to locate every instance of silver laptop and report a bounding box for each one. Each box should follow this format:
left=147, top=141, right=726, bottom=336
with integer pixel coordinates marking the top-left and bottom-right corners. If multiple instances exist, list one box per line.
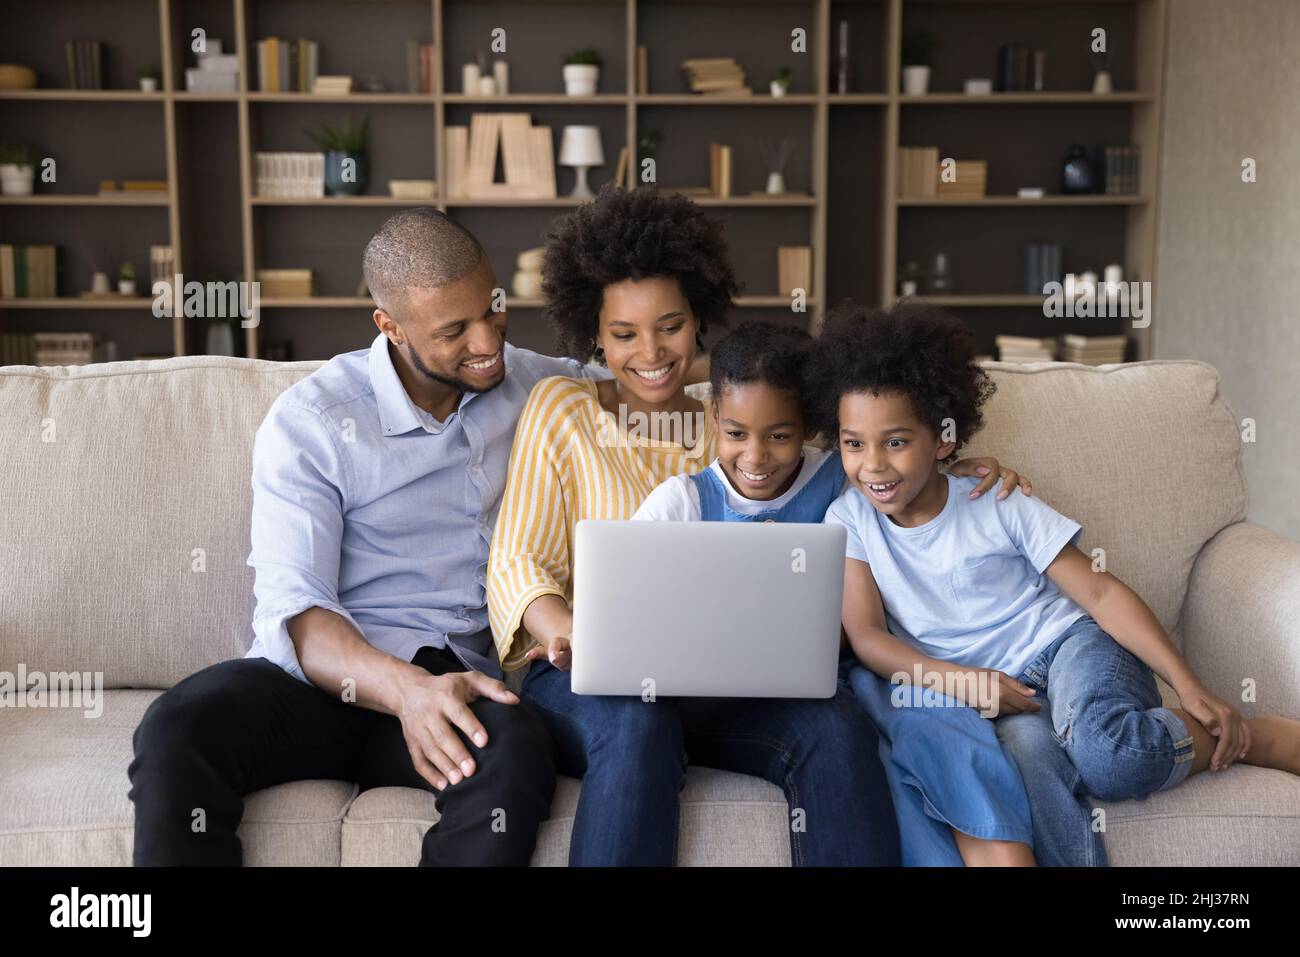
left=570, top=520, right=846, bottom=698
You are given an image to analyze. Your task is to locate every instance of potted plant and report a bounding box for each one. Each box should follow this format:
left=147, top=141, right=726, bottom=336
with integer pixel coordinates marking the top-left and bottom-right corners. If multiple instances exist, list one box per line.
left=770, top=66, right=793, bottom=98
left=138, top=64, right=161, bottom=92
left=901, top=30, right=936, bottom=95
left=0, top=143, right=35, bottom=196
left=306, top=115, right=370, bottom=196
left=562, top=48, right=602, bottom=97
left=117, top=261, right=137, bottom=296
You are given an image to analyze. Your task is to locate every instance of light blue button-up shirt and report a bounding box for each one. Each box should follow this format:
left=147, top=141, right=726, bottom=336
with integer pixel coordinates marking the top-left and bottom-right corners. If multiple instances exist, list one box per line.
left=246, top=333, right=607, bottom=683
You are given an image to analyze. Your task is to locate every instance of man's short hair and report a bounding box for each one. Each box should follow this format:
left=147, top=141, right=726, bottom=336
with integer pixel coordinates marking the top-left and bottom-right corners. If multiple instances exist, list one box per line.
left=362, top=208, right=485, bottom=318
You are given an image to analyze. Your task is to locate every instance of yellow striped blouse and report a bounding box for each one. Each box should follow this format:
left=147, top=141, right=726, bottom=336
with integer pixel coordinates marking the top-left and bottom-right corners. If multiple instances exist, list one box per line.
left=488, top=375, right=717, bottom=670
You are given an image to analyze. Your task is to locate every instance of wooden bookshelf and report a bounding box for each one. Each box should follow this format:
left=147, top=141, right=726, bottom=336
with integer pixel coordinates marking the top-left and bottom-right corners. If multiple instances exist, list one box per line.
left=0, top=0, right=1167, bottom=363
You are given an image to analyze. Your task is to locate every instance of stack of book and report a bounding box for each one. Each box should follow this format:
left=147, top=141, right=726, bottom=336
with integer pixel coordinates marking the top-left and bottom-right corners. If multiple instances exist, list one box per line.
left=255, top=152, right=325, bottom=197
left=445, top=114, right=556, bottom=200
left=680, top=58, right=750, bottom=96
left=313, top=76, right=352, bottom=96
left=897, top=146, right=939, bottom=198
left=708, top=143, right=733, bottom=198
left=33, top=332, right=97, bottom=366
left=186, top=38, right=238, bottom=93
left=64, top=40, right=104, bottom=89
left=0, top=245, right=59, bottom=299
left=936, top=159, right=988, bottom=198
left=1059, top=334, right=1126, bottom=366
left=778, top=246, right=812, bottom=297
left=996, top=335, right=1056, bottom=363
left=149, top=245, right=175, bottom=288
left=98, top=179, right=169, bottom=199
left=405, top=42, right=437, bottom=94
left=256, top=37, right=319, bottom=92
left=1103, top=145, right=1141, bottom=195
left=257, top=269, right=313, bottom=298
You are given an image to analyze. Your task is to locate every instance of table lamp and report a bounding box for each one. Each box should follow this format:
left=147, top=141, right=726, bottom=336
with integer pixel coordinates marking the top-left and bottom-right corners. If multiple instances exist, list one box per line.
left=559, top=125, right=604, bottom=199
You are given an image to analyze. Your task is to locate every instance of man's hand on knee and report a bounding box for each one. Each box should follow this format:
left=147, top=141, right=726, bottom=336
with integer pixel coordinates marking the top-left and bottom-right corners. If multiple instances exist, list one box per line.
left=395, top=671, right=519, bottom=791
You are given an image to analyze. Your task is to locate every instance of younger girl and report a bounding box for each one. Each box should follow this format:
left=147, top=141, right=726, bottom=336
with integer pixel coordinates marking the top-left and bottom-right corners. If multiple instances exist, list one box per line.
left=635, top=320, right=1039, bottom=866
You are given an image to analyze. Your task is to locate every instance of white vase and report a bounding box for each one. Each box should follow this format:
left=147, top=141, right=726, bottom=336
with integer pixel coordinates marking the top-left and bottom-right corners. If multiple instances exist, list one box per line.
left=91, top=271, right=110, bottom=294
left=770, top=80, right=788, bottom=98
left=0, top=163, right=34, bottom=196
left=139, top=77, right=158, bottom=92
left=766, top=171, right=786, bottom=195
left=563, top=64, right=599, bottom=97
left=902, top=65, right=931, bottom=95
left=1092, top=70, right=1113, bottom=94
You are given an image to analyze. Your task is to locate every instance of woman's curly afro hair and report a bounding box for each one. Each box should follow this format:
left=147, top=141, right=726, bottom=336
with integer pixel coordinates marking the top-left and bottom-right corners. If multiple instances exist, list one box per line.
left=541, top=185, right=741, bottom=362
left=808, top=300, right=995, bottom=460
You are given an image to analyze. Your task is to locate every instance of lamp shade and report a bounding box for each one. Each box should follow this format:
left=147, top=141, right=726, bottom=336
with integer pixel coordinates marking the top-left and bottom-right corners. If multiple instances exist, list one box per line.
left=558, top=125, right=604, bottom=167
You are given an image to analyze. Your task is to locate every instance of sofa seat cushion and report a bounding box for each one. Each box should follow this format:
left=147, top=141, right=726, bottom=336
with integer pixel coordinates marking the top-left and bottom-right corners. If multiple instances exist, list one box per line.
left=1097, top=765, right=1300, bottom=866
left=0, top=690, right=357, bottom=866
left=341, top=767, right=793, bottom=866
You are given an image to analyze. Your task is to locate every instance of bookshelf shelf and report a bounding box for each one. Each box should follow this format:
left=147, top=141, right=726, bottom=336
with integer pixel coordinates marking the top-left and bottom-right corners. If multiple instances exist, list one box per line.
left=247, top=92, right=437, bottom=104
left=261, top=297, right=373, bottom=308
left=913, top=295, right=1048, bottom=307
left=0, top=195, right=171, bottom=206
left=0, top=298, right=157, bottom=310
left=899, top=92, right=1153, bottom=105
left=898, top=195, right=1147, bottom=207
left=0, top=90, right=167, bottom=102
left=444, top=94, right=631, bottom=105
left=251, top=196, right=439, bottom=206
left=636, top=94, right=820, bottom=106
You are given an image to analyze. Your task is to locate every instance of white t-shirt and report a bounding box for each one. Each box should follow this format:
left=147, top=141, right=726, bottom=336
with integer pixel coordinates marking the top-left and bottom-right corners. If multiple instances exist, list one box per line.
left=823, top=473, right=1087, bottom=678
left=633, top=445, right=841, bottom=521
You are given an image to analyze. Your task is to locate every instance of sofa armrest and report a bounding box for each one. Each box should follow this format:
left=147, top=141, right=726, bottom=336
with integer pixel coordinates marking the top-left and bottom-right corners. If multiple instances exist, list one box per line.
left=1176, top=522, right=1300, bottom=718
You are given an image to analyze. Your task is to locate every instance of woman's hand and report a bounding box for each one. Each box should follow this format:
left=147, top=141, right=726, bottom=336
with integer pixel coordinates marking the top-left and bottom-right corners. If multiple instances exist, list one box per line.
left=949, top=457, right=1032, bottom=501
left=1177, top=681, right=1252, bottom=771
left=524, top=634, right=573, bottom=671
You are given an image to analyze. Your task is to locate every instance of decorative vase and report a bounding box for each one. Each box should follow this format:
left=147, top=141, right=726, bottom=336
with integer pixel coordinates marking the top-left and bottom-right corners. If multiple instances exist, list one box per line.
left=770, top=80, right=788, bottom=98
left=902, top=65, right=931, bottom=95
left=765, top=171, right=786, bottom=195
left=325, top=150, right=368, bottom=196
left=91, top=272, right=110, bottom=294
left=1061, top=144, right=1095, bottom=194
left=563, top=64, right=599, bottom=96
left=205, top=321, right=236, bottom=357
left=0, top=163, right=34, bottom=196
left=1092, top=70, right=1113, bottom=94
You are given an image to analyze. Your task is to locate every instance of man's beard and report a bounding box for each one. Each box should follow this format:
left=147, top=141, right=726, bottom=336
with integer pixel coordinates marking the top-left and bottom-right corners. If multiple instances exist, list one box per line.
left=407, top=341, right=503, bottom=394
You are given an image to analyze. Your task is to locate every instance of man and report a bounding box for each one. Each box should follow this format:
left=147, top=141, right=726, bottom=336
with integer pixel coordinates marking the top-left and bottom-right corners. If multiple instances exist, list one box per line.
left=128, top=209, right=612, bottom=866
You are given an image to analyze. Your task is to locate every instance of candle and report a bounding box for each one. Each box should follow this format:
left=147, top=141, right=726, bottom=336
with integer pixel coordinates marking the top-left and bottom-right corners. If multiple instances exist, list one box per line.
left=461, top=63, right=480, bottom=95
left=493, top=60, right=509, bottom=95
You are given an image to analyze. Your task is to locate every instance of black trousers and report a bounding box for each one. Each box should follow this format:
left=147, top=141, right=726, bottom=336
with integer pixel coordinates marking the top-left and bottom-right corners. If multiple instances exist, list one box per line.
left=127, top=647, right=556, bottom=866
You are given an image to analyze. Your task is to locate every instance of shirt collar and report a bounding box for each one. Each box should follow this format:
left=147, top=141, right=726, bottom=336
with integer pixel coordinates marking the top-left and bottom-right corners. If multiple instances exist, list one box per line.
left=368, top=334, right=513, bottom=437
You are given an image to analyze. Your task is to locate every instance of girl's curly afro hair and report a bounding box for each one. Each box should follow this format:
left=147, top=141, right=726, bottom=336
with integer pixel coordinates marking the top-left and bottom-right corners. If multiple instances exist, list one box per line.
left=541, top=185, right=741, bottom=362
left=808, top=300, right=995, bottom=460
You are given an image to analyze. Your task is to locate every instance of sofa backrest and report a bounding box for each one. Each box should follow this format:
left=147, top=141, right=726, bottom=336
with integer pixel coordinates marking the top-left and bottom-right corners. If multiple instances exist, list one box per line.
left=0, top=357, right=1246, bottom=689
left=1, top=357, right=321, bottom=688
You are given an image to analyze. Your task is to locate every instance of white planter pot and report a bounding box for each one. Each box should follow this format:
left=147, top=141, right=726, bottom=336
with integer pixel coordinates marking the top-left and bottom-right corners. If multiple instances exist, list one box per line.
left=0, top=163, right=34, bottom=196
left=770, top=80, right=788, bottom=98
left=765, top=171, right=786, bottom=195
left=118, top=279, right=136, bottom=296
left=139, top=77, right=158, bottom=92
left=902, top=65, right=931, bottom=95
left=563, top=64, right=599, bottom=97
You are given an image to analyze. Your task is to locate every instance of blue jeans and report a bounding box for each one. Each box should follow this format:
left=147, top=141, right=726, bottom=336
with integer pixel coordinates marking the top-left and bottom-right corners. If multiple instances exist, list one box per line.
left=522, top=660, right=901, bottom=866
left=996, top=614, right=1197, bottom=866
left=848, top=665, right=1034, bottom=866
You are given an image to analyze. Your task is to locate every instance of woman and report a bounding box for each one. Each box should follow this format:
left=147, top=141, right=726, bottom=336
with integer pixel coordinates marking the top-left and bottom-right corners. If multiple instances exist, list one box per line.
left=487, top=186, right=1025, bottom=866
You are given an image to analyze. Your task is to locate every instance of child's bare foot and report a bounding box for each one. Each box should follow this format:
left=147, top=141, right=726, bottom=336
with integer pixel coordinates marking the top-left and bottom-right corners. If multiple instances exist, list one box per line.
left=1242, top=715, right=1300, bottom=775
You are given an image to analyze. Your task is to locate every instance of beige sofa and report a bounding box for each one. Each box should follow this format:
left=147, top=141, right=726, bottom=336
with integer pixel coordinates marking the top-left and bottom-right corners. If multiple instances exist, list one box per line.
left=1, top=355, right=1298, bottom=866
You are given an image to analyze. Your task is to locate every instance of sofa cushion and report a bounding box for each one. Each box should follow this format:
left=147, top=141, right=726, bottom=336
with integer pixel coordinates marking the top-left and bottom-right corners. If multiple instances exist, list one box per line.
left=341, top=766, right=792, bottom=866
left=0, top=689, right=356, bottom=866
left=0, top=358, right=321, bottom=688
left=963, top=360, right=1247, bottom=642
